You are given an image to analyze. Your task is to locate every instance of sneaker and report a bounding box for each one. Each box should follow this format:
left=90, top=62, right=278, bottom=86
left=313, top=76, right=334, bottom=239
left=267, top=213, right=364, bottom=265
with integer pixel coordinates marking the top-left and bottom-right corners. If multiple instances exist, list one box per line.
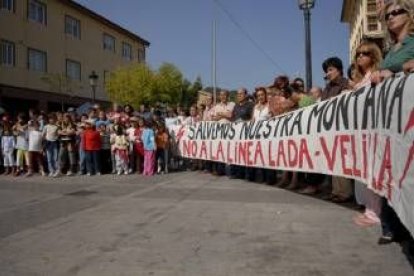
left=378, top=235, right=394, bottom=245
left=25, top=172, right=33, bottom=177
left=128, top=168, right=133, bottom=174
left=78, top=171, right=85, bottom=176
left=117, top=171, right=122, bottom=175
left=40, top=171, right=46, bottom=177
left=66, top=171, right=74, bottom=176
left=53, top=171, right=61, bottom=178
left=96, top=172, right=101, bottom=176
left=124, top=171, right=129, bottom=175
left=111, top=170, right=116, bottom=174
left=48, top=172, right=54, bottom=177
left=353, top=214, right=379, bottom=227
left=87, top=173, right=91, bottom=176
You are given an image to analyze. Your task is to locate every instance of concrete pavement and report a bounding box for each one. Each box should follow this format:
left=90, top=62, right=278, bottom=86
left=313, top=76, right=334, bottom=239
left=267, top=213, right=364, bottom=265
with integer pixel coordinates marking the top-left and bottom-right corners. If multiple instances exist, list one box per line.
left=0, top=172, right=412, bottom=275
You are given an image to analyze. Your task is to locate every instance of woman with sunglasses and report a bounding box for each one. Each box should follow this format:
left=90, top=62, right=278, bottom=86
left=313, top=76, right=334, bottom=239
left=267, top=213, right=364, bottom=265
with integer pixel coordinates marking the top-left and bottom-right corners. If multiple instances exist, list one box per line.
left=353, top=42, right=383, bottom=88
left=370, top=0, right=414, bottom=245
left=350, top=42, right=384, bottom=227
left=371, top=0, right=414, bottom=83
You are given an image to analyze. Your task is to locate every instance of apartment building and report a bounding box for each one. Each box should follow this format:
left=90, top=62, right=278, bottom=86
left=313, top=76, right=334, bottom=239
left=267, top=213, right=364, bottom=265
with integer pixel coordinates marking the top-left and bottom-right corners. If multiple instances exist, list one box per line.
left=341, top=0, right=385, bottom=62
left=0, top=0, right=150, bottom=113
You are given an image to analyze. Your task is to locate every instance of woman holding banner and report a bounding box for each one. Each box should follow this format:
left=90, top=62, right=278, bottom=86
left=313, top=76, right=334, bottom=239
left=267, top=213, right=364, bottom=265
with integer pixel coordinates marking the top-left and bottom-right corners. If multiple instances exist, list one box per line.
left=246, top=87, right=271, bottom=183
left=351, top=41, right=384, bottom=227
left=370, top=0, right=414, bottom=244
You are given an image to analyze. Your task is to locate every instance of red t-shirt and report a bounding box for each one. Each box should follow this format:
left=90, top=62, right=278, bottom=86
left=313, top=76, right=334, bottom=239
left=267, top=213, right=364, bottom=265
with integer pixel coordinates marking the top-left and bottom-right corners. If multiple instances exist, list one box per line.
left=83, top=129, right=101, bottom=151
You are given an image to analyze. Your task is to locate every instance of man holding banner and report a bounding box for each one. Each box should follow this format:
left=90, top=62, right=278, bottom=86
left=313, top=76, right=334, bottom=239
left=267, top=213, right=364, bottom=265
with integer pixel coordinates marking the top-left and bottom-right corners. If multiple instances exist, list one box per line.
left=211, top=90, right=235, bottom=176
left=230, top=88, right=254, bottom=179
left=321, top=57, right=354, bottom=203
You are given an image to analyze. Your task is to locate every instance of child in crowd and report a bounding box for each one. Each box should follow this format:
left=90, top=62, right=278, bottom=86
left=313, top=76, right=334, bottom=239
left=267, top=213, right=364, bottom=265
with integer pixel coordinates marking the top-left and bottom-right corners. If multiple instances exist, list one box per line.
left=156, top=123, right=169, bottom=174
left=27, top=120, right=45, bottom=176
left=77, top=114, right=89, bottom=174
left=83, top=120, right=101, bottom=176
left=142, top=120, right=156, bottom=176
left=99, top=124, right=112, bottom=174
left=13, top=113, right=29, bottom=176
left=58, top=114, right=77, bottom=176
left=95, top=110, right=110, bottom=129
left=109, top=114, right=122, bottom=174
left=126, top=117, right=138, bottom=173
left=111, top=125, right=129, bottom=175
left=2, top=122, right=15, bottom=175
left=43, top=114, right=60, bottom=177
left=133, top=118, right=145, bottom=174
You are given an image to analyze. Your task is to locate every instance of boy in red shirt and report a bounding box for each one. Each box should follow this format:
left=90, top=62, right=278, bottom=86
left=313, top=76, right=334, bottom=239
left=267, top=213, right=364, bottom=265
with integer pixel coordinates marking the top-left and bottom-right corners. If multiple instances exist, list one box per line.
left=83, top=120, right=101, bottom=176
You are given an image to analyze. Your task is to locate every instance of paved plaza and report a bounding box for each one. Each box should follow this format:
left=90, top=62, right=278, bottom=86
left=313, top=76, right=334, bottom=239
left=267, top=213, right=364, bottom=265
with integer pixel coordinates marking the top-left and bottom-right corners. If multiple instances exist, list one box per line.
left=0, top=172, right=413, bottom=276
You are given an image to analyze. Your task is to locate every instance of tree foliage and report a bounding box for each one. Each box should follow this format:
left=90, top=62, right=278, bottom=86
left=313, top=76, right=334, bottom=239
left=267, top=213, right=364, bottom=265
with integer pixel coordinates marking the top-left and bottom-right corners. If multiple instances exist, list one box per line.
left=106, top=62, right=203, bottom=109
left=106, top=63, right=155, bottom=108
left=181, top=76, right=203, bottom=108
left=154, top=63, right=183, bottom=104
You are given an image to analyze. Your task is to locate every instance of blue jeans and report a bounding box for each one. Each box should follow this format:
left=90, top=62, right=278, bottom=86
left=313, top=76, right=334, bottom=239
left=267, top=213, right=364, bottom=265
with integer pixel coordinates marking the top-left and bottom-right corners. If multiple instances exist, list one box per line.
left=85, top=150, right=100, bottom=174
left=79, top=148, right=86, bottom=173
left=46, top=140, right=59, bottom=173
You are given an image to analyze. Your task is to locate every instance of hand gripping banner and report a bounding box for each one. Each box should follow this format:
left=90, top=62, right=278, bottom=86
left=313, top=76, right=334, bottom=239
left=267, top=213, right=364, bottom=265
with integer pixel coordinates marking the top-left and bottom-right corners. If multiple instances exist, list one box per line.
left=170, top=74, right=414, bottom=236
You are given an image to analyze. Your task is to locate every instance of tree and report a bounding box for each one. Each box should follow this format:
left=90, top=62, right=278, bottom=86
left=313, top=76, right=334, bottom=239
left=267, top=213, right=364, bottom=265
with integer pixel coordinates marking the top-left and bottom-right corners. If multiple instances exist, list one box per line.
left=180, top=79, right=192, bottom=108
left=229, top=90, right=237, bottom=102
left=106, top=62, right=185, bottom=108
left=154, top=63, right=183, bottom=104
left=106, top=63, right=155, bottom=108
left=180, top=76, right=203, bottom=108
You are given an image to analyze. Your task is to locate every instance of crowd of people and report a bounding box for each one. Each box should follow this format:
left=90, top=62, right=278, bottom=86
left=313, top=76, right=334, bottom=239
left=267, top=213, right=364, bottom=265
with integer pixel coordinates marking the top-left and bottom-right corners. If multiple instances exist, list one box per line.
left=0, top=0, right=413, bottom=251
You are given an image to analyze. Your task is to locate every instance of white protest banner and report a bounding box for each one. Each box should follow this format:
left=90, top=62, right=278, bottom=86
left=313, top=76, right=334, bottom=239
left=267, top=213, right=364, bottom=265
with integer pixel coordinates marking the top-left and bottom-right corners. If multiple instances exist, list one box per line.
left=170, top=73, right=414, bottom=236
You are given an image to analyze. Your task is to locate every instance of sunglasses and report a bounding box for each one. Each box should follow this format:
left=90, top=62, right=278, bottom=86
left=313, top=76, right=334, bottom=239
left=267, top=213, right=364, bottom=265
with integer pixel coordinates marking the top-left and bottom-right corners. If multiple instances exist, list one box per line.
left=385, top=8, right=408, bottom=21
left=355, top=51, right=371, bottom=58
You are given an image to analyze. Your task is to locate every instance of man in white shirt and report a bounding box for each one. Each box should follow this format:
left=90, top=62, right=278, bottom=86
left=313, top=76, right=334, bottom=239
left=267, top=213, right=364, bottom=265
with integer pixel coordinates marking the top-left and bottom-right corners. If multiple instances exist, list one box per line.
left=211, top=90, right=235, bottom=176
left=211, top=90, right=235, bottom=123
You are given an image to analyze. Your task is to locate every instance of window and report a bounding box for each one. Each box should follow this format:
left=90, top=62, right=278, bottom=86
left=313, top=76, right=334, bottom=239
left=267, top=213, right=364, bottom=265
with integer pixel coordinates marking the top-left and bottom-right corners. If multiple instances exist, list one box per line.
left=367, top=0, right=376, bottom=13
left=367, top=15, right=378, bottom=31
left=1, top=40, right=15, bottom=66
left=66, top=59, right=81, bottom=80
left=1, top=0, right=14, bottom=12
left=65, top=15, right=80, bottom=39
left=137, top=48, right=145, bottom=63
left=103, top=33, right=115, bottom=52
left=28, top=48, right=46, bottom=72
left=28, top=0, right=46, bottom=25
left=122, top=42, right=132, bottom=60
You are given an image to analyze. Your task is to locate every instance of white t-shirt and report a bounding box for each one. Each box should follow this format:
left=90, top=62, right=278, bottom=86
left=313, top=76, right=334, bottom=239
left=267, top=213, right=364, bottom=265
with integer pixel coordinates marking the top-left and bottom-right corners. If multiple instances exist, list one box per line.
left=43, top=124, right=59, bottom=141
left=126, top=127, right=136, bottom=141
left=28, top=130, right=43, bottom=152
left=253, top=104, right=270, bottom=121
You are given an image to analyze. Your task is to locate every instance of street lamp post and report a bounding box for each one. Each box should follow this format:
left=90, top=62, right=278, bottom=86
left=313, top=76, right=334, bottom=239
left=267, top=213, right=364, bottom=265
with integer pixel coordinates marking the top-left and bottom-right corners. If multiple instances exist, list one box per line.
left=89, top=71, right=98, bottom=104
left=298, top=0, right=315, bottom=91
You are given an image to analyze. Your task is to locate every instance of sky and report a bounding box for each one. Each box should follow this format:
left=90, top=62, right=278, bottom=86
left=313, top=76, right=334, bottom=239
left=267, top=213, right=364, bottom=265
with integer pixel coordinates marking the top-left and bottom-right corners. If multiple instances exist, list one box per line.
left=76, top=0, right=350, bottom=91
